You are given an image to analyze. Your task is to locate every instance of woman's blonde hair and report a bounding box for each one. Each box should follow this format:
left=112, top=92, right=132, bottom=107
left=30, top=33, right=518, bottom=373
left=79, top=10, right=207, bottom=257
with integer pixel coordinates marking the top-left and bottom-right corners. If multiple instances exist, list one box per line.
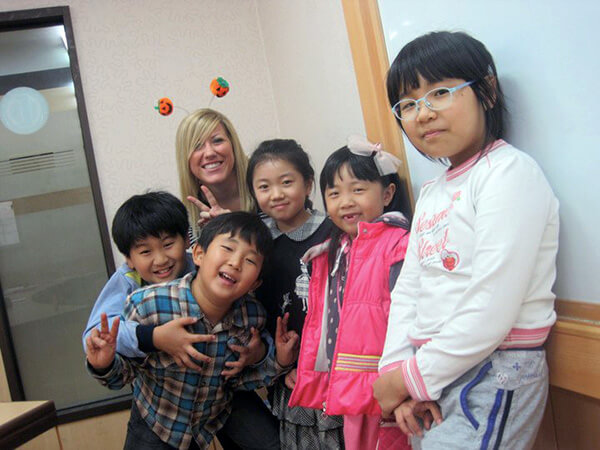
left=175, top=108, right=254, bottom=235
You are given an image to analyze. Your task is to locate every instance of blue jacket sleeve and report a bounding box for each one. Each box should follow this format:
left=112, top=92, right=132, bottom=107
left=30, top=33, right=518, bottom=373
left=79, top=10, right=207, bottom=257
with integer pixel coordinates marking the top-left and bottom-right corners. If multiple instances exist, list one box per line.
left=82, top=266, right=147, bottom=358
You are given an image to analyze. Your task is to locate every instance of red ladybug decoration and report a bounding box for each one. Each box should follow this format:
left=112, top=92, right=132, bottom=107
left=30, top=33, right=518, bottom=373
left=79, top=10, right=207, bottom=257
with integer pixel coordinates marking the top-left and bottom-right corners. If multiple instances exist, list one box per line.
left=210, top=77, right=230, bottom=98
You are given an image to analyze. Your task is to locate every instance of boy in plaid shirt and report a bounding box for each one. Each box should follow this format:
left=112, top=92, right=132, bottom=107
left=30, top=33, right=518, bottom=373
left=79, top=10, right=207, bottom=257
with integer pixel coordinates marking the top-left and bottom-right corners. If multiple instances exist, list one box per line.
left=86, top=212, right=298, bottom=449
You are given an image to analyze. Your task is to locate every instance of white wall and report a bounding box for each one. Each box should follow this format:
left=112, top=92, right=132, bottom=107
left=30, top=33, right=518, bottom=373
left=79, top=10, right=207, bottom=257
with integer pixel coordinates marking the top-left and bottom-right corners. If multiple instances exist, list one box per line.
left=1, top=0, right=364, bottom=262
left=378, top=0, right=600, bottom=303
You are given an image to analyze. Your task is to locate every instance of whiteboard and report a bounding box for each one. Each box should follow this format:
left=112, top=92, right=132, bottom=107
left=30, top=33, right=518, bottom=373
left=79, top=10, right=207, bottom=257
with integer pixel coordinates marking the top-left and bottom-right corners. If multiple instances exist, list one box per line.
left=378, top=0, right=600, bottom=303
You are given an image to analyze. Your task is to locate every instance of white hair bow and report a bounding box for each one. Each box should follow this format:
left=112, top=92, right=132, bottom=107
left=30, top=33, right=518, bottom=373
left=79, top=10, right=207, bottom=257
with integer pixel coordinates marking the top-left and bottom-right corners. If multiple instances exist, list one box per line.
left=347, top=134, right=402, bottom=176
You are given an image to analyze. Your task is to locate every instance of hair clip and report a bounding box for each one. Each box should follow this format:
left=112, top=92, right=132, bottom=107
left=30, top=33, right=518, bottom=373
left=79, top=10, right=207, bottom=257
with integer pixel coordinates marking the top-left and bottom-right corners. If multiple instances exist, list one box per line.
left=347, top=134, right=402, bottom=176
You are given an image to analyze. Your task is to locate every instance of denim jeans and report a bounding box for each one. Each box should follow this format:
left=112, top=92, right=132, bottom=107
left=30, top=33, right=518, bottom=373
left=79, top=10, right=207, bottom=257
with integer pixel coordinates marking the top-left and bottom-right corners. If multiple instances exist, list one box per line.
left=123, top=402, right=201, bottom=449
left=124, top=390, right=279, bottom=449
left=216, top=390, right=280, bottom=450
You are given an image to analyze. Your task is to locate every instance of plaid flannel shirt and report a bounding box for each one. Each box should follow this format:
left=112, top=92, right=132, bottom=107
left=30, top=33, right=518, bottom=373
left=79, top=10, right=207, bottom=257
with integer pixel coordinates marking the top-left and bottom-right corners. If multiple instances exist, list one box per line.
left=89, top=272, right=280, bottom=449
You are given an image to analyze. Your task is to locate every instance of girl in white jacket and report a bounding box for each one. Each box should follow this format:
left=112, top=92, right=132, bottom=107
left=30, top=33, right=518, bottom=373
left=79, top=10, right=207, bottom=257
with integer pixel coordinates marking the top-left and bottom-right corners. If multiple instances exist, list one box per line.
left=373, top=31, right=559, bottom=450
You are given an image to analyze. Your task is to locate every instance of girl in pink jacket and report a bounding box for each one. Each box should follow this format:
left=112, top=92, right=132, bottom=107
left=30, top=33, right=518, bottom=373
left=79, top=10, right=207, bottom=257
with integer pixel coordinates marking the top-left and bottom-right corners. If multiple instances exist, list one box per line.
left=289, top=139, right=425, bottom=449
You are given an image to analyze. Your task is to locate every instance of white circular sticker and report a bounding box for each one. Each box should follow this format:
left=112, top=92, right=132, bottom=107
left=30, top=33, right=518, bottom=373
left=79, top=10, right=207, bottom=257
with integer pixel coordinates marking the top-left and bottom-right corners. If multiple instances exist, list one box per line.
left=0, top=87, right=49, bottom=135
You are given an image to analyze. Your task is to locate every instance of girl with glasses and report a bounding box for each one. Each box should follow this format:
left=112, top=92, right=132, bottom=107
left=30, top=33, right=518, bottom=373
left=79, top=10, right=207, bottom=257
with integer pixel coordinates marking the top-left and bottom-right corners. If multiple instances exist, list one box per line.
left=373, top=31, right=559, bottom=449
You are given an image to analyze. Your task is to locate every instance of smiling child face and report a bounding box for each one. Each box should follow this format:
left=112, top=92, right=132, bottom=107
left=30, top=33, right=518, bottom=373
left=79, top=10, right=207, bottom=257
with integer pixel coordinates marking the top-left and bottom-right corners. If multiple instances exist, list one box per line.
left=126, top=233, right=187, bottom=284
left=192, top=232, right=263, bottom=308
left=324, top=164, right=395, bottom=238
left=252, top=158, right=312, bottom=232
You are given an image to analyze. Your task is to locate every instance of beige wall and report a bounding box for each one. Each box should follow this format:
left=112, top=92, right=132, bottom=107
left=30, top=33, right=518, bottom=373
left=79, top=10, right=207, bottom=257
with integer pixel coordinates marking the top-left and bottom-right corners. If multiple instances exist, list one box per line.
left=1, top=0, right=280, bottom=263
left=0, top=0, right=363, bottom=447
left=256, top=0, right=365, bottom=208
left=1, top=0, right=364, bottom=263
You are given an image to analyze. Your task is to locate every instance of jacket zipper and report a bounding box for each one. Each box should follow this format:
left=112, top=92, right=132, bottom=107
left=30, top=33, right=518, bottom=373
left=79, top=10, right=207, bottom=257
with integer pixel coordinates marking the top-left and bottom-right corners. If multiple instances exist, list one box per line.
left=324, top=227, right=361, bottom=413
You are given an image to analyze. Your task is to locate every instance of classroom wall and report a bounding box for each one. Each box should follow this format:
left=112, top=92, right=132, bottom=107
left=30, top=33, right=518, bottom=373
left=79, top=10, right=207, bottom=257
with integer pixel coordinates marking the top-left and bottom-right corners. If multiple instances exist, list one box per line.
left=1, top=0, right=278, bottom=264
left=0, top=0, right=363, bottom=446
left=256, top=0, right=365, bottom=210
left=0, top=0, right=364, bottom=263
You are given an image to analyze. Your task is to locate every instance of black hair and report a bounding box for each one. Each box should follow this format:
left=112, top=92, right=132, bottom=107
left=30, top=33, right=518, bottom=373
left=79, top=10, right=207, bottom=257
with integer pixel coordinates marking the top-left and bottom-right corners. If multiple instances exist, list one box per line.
left=319, top=146, right=411, bottom=267
left=197, top=211, right=273, bottom=277
left=387, top=31, right=506, bottom=153
left=112, top=191, right=189, bottom=256
left=247, top=139, right=315, bottom=210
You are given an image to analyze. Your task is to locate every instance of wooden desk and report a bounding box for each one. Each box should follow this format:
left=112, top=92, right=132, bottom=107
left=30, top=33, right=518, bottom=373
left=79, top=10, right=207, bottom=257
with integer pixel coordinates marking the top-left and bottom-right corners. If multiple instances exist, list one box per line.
left=0, top=401, right=58, bottom=449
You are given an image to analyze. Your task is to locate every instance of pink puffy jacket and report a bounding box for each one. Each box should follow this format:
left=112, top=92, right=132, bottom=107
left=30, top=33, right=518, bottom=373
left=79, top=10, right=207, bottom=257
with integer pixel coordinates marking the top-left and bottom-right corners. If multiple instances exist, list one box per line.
left=289, top=213, right=410, bottom=416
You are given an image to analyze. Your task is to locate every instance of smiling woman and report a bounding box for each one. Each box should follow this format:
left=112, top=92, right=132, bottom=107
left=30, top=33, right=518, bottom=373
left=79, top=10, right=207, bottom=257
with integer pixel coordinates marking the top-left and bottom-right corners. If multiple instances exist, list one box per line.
left=175, top=109, right=255, bottom=239
left=174, top=109, right=280, bottom=450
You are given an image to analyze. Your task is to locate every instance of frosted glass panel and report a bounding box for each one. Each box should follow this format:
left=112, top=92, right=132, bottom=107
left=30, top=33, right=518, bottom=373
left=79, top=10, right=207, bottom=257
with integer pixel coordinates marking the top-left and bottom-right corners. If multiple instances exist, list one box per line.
left=0, top=20, right=118, bottom=410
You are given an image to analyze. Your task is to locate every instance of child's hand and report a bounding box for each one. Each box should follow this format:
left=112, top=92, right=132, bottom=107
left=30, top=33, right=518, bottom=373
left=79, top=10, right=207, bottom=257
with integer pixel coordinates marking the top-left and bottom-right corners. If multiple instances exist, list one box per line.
left=393, top=399, right=443, bottom=437
left=222, top=327, right=266, bottom=379
left=187, top=186, right=231, bottom=227
left=373, top=369, right=409, bottom=417
left=284, top=368, right=298, bottom=389
left=275, top=313, right=299, bottom=368
left=86, top=313, right=119, bottom=370
left=153, top=317, right=216, bottom=371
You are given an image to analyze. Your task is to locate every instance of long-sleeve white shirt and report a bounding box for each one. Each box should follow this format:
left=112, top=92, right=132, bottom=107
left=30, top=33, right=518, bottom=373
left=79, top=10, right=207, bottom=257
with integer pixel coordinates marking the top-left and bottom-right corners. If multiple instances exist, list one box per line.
left=379, top=140, right=559, bottom=401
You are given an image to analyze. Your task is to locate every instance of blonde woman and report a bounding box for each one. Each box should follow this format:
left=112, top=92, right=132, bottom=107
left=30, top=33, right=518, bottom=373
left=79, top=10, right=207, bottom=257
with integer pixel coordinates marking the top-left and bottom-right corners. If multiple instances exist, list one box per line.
left=175, top=109, right=279, bottom=450
left=176, top=108, right=255, bottom=239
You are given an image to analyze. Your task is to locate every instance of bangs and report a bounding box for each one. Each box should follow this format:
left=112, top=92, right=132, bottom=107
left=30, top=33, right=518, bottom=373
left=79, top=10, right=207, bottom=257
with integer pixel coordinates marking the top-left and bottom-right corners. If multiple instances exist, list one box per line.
left=392, top=46, right=469, bottom=96
left=199, top=211, right=272, bottom=258
left=191, top=120, right=219, bottom=152
left=320, top=147, right=380, bottom=192
left=387, top=31, right=492, bottom=102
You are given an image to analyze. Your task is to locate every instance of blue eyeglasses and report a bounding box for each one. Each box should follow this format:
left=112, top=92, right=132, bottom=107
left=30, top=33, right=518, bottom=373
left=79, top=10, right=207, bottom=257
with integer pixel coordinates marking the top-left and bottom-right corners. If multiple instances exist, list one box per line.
left=392, top=81, right=475, bottom=121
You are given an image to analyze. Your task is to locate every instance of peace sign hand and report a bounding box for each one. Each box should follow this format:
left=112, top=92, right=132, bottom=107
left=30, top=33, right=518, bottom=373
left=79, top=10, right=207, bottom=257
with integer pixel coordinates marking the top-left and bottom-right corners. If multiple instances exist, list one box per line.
left=187, top=185, right=231, bottom=227
left=85, top=313, right=119, bottom=371
left=275, top=313, right=299, bottom=368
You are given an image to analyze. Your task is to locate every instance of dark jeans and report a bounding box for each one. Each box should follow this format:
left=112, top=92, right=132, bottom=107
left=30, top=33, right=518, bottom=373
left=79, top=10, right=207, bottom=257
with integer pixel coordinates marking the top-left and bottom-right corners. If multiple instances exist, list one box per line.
left=216, top=390, right=280, bottom=450
left=123, top=392, right=280, bottom=450
left=123, top=402, right=201, bottom=449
